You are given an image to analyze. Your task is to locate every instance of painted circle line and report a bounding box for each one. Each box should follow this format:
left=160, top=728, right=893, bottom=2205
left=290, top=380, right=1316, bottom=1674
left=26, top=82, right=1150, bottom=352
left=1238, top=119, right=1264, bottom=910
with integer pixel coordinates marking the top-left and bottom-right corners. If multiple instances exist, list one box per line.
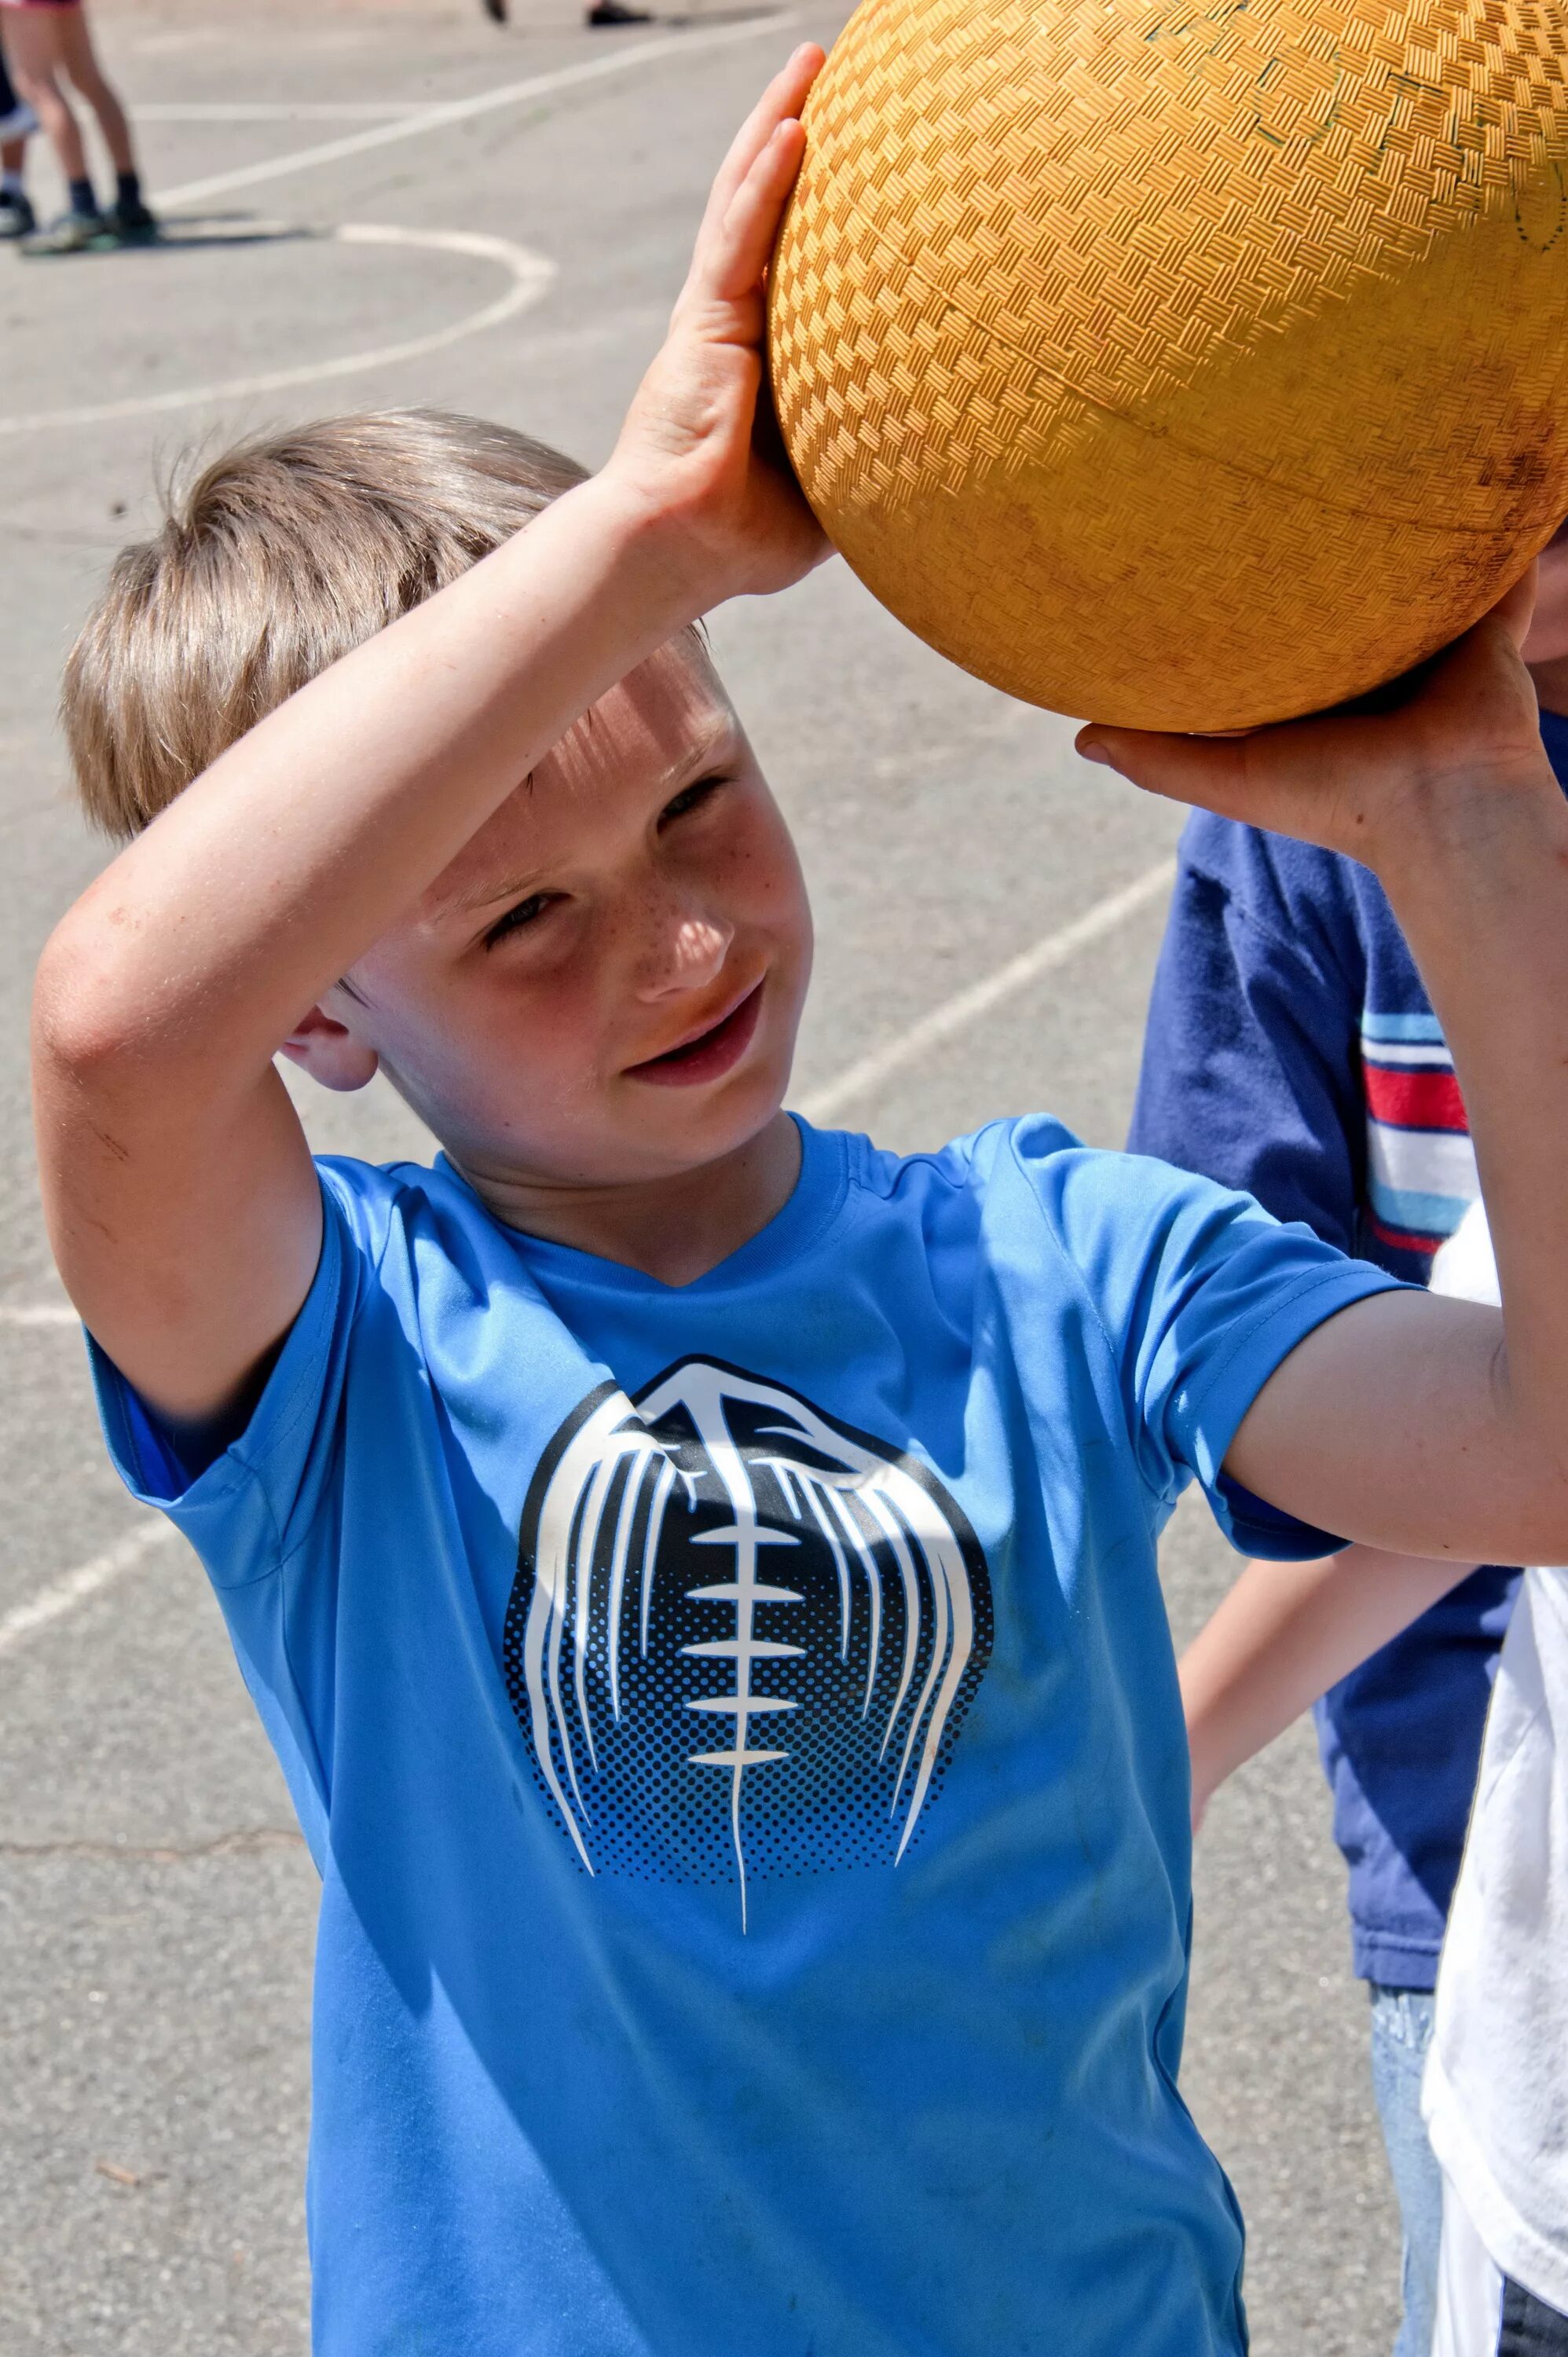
left=0, top=223, right=557, bottom=436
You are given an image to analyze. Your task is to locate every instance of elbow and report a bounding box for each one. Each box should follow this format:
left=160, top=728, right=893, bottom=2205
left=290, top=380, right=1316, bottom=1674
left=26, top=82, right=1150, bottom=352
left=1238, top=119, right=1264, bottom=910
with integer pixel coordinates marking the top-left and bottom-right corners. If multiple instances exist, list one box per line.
left=31, top=907, right=153, bottom=1093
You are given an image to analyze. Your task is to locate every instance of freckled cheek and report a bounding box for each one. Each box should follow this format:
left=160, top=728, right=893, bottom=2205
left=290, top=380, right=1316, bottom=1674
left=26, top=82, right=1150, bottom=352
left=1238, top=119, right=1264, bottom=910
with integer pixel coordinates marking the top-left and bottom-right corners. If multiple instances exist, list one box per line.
left=467, top=962, right=629, bottom=1101
left=713, top=818, right=808, bottom=935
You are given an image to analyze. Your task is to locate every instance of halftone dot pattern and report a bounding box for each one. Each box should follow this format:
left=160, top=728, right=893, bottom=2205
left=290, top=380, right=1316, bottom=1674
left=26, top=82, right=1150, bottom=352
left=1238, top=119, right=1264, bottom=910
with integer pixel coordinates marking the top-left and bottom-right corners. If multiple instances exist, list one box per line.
left=500, top=1365, right=995, bottom=1896
left=768, top=0, right=1568, bottom=729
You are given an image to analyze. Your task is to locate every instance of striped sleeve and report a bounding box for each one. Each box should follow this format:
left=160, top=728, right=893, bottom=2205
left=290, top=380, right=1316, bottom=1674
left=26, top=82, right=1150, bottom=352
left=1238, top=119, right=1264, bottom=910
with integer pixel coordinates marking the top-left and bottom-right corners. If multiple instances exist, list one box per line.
left=1360, top=1011, right=1479, bottom=1259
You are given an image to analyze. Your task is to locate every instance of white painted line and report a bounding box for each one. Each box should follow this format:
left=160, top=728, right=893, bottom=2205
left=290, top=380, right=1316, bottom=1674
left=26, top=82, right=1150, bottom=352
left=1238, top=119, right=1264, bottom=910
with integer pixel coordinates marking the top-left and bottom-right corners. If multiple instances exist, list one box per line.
left=0, top=222, right=555, bottom=434
left=0, top=1522, right=178, bottom=1661
left=795, top=858, right=1178, bottom=1124
left=0, top=1304, right=78, bottom=1328
left=153, top=17, right=797, bottom=211
left=137, top=102, right=430, bottom=123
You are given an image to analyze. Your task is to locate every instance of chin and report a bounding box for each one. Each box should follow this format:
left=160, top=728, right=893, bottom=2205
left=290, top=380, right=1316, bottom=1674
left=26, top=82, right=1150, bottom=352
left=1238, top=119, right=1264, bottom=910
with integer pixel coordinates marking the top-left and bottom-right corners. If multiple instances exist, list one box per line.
left=633, top=1061, right=792, bottom=1172
left=665, top=1083, right=790, bottom=1166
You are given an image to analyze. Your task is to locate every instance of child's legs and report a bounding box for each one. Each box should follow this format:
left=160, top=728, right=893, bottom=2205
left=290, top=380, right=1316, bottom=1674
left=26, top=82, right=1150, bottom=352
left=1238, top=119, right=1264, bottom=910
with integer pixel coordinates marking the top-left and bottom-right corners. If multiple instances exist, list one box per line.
left=2, top=8, right=86, bottom=183
left=1369, top=1985, right=1445, bottom=2357
left=0, top=44, right=28, bottom=188
left=53, top=2, right=132, bottom=174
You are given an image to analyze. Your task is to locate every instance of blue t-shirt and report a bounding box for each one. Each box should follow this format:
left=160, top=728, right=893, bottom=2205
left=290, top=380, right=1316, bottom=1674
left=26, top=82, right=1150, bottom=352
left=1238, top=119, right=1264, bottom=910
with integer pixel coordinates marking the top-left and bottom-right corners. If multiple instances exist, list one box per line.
left=92, top=1116, right=1398, bottom=2357
left=1127, top=705, right=1568, bottom=1984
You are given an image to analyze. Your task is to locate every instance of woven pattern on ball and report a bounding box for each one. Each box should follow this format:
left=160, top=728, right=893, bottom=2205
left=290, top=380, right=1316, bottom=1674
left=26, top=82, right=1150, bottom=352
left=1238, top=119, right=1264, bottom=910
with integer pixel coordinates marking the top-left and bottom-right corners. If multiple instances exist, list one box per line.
left=768, top=0, right=1568, bottom=728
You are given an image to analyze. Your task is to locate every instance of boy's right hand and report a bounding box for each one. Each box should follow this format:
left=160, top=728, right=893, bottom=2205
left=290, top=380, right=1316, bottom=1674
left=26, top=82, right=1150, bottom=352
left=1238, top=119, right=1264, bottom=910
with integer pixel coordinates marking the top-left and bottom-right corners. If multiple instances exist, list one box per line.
left=603, top=43, right=831, bottom=609
left=32, top=48, right=834, bottom=1444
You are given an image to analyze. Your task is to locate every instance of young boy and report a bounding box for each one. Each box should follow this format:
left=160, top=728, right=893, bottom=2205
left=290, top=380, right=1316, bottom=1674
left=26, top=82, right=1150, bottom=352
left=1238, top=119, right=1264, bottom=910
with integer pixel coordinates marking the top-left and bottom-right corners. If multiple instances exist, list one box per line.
left=1130, top=527, right=1568, bottom=2356
left=34, top=49, right=1568, bottom=2356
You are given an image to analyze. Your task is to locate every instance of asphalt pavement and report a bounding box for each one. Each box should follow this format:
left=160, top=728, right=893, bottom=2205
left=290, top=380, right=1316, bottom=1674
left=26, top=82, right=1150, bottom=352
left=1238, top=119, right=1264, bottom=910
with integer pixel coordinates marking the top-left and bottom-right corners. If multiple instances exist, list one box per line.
left=0, top=3, right=1400, bottom=2348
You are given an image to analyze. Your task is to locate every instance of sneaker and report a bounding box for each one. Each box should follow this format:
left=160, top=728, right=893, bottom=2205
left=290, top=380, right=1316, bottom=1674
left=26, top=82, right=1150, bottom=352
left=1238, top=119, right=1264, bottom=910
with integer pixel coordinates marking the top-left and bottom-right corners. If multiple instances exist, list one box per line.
left=18, top=205, right=109, bottom=256
left=0, top=98, right=38, bottom=142
left=107, top=195, right=159, bottom=244
left=0, top=190, right=35, bottom=240
left=586, top=1, right=652, bottom=21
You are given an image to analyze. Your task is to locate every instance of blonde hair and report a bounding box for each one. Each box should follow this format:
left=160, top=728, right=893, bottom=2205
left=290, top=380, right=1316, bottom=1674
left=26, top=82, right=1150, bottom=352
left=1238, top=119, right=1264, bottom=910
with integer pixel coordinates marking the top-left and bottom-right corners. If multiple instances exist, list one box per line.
left=64, top=409, right=589, bottom=838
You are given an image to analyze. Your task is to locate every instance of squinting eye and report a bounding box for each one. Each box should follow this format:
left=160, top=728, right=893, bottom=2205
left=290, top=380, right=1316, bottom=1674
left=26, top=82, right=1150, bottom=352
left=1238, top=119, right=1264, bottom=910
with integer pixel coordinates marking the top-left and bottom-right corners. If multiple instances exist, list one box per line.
left=485, top=893, right=553, bottom=948
left=660, top=775, right=726, bottom=827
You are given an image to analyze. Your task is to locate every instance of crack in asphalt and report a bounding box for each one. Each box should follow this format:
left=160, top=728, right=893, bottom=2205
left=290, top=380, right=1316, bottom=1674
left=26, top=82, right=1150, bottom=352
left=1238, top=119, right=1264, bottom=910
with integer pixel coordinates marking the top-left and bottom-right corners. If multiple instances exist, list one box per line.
left=0, top=1827, right=306, bottom=1863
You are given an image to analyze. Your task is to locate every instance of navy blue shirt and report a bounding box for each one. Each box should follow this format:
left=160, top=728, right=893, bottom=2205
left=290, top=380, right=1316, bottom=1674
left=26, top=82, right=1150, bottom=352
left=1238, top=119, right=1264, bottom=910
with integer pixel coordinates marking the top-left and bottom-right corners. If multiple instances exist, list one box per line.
left=1129, top=709, right=1568, bottom=1987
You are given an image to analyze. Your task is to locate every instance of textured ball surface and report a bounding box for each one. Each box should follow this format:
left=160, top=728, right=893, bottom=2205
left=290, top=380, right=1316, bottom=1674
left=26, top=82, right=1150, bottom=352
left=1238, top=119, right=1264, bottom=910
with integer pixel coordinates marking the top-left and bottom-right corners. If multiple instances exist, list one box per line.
left=768, top=0, right=1568, bottom=730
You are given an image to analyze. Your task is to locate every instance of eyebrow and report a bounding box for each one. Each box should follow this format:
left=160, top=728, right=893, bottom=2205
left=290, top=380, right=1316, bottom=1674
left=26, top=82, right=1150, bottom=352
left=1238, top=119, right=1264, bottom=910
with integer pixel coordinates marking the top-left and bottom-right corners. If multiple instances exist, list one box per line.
left=447, top=716, right=741, bottom=920
left=453, top=865, right=547, bottom=918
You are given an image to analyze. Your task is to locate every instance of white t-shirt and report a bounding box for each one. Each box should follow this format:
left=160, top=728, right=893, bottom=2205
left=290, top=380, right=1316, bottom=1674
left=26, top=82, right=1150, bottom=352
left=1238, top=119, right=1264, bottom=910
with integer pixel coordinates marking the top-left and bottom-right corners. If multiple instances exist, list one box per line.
left=1423, top=1200, right=1568, bottom=2311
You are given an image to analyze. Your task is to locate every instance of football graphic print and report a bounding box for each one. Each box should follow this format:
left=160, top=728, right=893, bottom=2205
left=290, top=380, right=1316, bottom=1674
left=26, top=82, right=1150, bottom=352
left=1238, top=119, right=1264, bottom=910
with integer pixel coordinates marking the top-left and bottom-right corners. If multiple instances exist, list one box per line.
left=503, top=1358, right=993, bottom=1927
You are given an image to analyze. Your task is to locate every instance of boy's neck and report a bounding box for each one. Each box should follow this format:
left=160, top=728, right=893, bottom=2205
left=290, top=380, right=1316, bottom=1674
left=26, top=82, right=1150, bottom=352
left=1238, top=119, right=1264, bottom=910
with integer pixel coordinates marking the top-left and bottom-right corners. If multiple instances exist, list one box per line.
left=1530, top=654, right=1568, bottom=719
left=450, top=1109, right=804, bottom=1287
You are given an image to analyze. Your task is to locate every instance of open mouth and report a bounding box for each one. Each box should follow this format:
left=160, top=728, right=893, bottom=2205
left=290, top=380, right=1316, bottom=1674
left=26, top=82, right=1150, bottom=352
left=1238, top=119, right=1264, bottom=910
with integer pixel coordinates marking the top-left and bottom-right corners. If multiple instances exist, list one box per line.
left=625, top=981, right=765, bottom=1088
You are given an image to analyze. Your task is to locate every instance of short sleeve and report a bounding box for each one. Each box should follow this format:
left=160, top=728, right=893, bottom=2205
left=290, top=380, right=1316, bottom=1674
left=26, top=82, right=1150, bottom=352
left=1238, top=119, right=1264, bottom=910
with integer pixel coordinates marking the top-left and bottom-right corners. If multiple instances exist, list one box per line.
left=1127, top=812, right=1368, bottom=1255
left=89, top=1164, right=376, bottom=1577
left=1024, top=1130, right=1411, bottom=1556
left=86, top=1161, right=401, bottom=1857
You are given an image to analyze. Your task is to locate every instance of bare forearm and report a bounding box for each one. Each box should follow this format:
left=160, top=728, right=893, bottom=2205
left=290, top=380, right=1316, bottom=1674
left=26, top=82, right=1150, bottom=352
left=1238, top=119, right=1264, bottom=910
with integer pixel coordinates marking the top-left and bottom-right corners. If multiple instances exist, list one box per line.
left=35, top=476, right=694, bottom=1096
left=30, top=48, right=830, bottom=1420
left=1182, top=1545, right=1472, bottom=1817
left=1383, top=789, right=1568, bottom=1472
left=1225, top=772, right=1568, bottom=1563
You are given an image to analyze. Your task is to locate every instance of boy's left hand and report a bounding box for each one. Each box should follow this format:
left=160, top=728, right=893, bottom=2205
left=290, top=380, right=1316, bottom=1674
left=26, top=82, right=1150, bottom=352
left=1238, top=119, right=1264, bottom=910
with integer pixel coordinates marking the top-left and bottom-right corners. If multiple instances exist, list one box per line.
left=1075, top=567, right=1552, bottom=872
left=604, top=43, right=832, bottom=609
left=1089, top=561, right=1568, bottom=1569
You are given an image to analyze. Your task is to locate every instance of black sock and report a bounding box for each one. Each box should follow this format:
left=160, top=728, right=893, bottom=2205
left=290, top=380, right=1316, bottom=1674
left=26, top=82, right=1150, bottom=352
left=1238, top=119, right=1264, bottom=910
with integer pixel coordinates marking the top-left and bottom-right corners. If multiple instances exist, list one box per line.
left=115, top=169, right=141, bottom=208
left=68, top=175, right=97, bottom=216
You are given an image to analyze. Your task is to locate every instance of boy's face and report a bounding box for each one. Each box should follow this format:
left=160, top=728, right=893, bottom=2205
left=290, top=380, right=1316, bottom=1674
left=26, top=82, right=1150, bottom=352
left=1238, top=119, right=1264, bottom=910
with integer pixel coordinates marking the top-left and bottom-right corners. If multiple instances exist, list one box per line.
left=287, top=641, right=813, bottom=1199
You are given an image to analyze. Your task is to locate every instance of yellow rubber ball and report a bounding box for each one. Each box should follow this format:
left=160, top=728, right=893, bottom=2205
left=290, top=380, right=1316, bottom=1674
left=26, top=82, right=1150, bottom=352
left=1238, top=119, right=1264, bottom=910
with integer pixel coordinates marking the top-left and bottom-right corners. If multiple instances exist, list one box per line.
left=768, top=0, right=1568, bottom=730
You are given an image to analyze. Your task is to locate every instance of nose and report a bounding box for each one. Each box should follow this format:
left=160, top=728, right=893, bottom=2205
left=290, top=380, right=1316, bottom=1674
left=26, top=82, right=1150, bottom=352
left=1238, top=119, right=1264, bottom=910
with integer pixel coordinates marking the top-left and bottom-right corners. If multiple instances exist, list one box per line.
left=632, top=907, right=735, bottom=1003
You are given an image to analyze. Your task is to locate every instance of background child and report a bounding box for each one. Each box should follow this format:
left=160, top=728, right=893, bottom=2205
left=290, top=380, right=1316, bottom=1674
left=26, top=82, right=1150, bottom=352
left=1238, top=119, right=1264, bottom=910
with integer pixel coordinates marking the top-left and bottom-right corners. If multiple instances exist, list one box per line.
left=31, top=47, right=1568, bottom=2357
left=1129, top=529, right=1568, bottom=2357
left=0, top=38, right=36, bottom=238
left=1174, top=1195, right=1568, bottom=2357
left=1423, top=1202, right=1568, bottom=2357
left=0, top=0, right=154, bottom=253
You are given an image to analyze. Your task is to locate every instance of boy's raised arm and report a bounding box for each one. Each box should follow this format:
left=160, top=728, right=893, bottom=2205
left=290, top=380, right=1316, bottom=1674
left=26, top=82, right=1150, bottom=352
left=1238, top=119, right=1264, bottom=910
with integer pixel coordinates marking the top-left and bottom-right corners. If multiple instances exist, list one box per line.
left=31, top=48, right=826, bottom=1437
left=1082, top=574, right=1568, bottom=1567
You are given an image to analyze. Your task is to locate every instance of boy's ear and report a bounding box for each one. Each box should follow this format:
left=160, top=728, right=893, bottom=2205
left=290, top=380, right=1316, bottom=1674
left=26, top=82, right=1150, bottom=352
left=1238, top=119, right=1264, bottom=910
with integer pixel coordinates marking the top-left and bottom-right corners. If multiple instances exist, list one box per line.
left=278, top=1005, right=379, bottom=1094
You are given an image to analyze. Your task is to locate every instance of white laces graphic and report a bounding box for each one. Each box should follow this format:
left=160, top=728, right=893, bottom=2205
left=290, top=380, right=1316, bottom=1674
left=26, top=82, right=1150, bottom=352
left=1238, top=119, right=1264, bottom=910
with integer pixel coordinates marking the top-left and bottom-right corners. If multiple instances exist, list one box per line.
left=510, top=1360, right=987, bottom=1929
